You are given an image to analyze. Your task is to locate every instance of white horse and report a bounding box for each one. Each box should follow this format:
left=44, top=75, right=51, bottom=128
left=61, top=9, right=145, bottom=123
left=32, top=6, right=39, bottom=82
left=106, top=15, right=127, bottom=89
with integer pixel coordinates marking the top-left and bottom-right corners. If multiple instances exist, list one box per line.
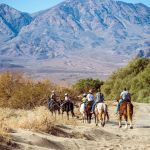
left=80, top=103, right=86, bottom=123
left=95, top=103, right=108, bottom=127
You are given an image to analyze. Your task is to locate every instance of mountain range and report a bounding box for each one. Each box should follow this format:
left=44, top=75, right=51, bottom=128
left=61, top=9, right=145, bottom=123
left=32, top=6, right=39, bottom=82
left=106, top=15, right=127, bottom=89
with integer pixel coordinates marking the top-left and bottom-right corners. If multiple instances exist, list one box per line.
left=0, top=0, right=150, bottom=83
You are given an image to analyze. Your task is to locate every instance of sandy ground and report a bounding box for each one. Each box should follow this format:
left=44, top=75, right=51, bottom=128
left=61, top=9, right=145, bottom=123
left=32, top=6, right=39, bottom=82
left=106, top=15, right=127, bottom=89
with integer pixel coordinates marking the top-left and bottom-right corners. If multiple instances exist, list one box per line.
left=10, top=103, right=150, bottom=150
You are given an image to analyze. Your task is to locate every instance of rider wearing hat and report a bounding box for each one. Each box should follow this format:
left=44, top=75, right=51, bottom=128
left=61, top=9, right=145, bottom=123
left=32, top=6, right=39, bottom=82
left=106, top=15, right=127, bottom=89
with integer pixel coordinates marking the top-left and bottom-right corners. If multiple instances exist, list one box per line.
left=82, top=93, right=88, bottom=109
left=51, top=90, right=57, bottom=101
left=91, top=89, right=104, bottom=113
left=82, top=93, right=87, bottom=103
left=48, top=90, right=57, bottom=108
left=64, top=93, right=70, bottom=101
left=87, top=89, right=94, bottom=102
left=86, top=89, right=94, bottom=112
left=116, top=88, right=131, bottom=114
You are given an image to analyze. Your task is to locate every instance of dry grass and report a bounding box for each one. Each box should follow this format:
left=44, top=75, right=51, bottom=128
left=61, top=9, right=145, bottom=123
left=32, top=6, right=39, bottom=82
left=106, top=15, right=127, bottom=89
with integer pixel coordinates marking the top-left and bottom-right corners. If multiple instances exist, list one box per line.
left=0, top=106, right=78, bottom=134
left=0, top=106, right=78, bottom=149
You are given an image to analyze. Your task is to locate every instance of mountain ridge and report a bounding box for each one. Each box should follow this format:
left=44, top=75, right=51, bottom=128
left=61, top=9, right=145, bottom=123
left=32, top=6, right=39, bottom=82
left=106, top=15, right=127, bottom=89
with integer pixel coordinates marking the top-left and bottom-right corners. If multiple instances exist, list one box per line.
left=0, top=0, right=150, bottom=57
left=0, top=0, right=150, bottom=83
left=0, top=3, right=33, bottom=46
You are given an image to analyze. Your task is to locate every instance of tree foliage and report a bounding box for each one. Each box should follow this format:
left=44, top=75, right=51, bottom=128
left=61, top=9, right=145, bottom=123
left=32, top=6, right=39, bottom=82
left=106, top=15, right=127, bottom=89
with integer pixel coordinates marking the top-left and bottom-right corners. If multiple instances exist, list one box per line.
left=102, top=58, right=150, bottom=103
left=73, top=78, right=104, bottom=93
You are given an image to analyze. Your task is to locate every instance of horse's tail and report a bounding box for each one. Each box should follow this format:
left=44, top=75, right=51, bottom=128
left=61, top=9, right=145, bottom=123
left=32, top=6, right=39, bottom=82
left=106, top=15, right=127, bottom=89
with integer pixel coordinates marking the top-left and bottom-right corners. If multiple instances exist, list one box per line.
left=127, top=103, right=133, bottom=122
left=103, top=103, right=107, bottom=113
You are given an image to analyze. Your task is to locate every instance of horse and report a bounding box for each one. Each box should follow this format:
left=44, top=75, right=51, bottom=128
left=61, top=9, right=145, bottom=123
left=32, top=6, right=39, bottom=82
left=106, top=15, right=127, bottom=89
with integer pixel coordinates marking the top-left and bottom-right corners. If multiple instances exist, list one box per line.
left=85, top=101, right=94, bottom=123
left=80, top=103, right=86, bottom=123
left=117, top=100, right=133, bottom=129
left=48, top=99, right=60, bottom=118
left=61, top=100, right=75, bottom=120
left=95, top=103, right=108, bottom=127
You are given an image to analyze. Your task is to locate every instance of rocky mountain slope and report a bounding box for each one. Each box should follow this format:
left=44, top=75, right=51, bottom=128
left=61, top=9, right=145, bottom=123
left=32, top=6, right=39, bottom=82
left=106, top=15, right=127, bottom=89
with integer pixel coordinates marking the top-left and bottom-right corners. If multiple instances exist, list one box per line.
left=0, top=0, right=150, bottom=57
left=0, top=4, right=32, bottom=46
left=0, top=0, right=150, bottom=82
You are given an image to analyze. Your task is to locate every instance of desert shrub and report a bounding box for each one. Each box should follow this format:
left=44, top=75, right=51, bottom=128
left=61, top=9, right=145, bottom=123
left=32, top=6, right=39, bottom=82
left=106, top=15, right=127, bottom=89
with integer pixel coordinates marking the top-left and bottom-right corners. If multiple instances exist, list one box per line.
left=0, top=72, right=79, bottom=109
left=102, top=58, right=150, bottom=103
left=73, top=78, right=104, bottom=93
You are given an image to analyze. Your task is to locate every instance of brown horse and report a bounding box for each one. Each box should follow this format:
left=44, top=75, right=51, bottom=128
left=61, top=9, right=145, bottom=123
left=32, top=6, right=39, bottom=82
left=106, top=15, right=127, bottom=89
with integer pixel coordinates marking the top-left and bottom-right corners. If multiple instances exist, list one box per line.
left=118, top=100, right=133, bottom=129
left=85, top=101, right=94, bottom=123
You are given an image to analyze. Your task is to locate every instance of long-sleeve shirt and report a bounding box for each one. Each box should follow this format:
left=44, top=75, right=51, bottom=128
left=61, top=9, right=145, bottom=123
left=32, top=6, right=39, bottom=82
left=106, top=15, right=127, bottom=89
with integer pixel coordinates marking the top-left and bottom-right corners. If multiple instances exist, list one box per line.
left=50, top=93, right=56, bottom=101
left=95, top=92, right=104, bottom=103
left=87, top=93, right=94, bottom=102
left=120, top=91, right=129, bottom=100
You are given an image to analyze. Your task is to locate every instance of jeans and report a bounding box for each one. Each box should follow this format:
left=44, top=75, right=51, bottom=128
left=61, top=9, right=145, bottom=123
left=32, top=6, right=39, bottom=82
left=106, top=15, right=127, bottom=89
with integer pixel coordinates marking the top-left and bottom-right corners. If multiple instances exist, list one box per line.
left=116, top=99, right=125, bottom=112
left=48, top=101, right=52, bottom=109
left=91, top=102, right=98, bottom=112
left=48, top=99, right=55, bottom=108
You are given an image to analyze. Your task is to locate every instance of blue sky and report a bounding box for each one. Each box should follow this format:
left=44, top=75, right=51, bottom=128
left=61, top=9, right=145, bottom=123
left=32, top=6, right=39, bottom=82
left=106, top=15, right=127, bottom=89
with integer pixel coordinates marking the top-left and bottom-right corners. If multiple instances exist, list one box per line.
left=0, top=0, right=150, bottom=13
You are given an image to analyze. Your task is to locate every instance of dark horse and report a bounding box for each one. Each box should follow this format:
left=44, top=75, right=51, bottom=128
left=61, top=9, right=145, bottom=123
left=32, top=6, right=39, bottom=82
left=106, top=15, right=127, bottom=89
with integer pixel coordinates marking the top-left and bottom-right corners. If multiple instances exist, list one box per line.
left=48, top=98, right=60, bottom=117
left=61, top=100, right=75, bottom=120
left=85, top=101, right=94, bottom=123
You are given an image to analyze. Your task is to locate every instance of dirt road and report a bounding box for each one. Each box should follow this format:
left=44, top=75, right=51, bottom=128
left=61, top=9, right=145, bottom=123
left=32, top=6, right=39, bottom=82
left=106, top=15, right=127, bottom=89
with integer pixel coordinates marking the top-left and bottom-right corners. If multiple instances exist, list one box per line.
left=10, top=103, right=150, bottom=150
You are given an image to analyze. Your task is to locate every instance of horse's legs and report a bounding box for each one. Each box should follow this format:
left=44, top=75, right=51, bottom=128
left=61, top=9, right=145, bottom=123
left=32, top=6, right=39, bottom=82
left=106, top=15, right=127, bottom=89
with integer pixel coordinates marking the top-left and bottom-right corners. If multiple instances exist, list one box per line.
left=87, top=113, right=90, bottom=124
left=103, top=113, right=106, bottom=127
left=128, top=112, right=133, bottom=129
left=51, top=111, right=53, bottom=116
left=106, top=112, right=109, bottom=122
left=86, top=113, right=88, bottom=123
left=100, top=112, right=103, bottom=126
left=62, top=111, right=64, bottom=119
left=81, top=112, right=84, bottom=123
left=124, top=115, right=128, bottom=129
left=67, top=111, right=69, bottom=120
left=89, top=114, right=92, bottom=124
left=83, top=113, right=86, bottom=123
left=127, top=104, right=133, bottom=129
left=54, top=111, right=56, bottom=120
left=85, top=113, right=87, bottom=123
left=95, top=113, right=99, bottom=126
left=129, top=118, right=133, bottom=129
left=94, top=113, right=97, bottom=125
left=71, top=110, right=75, bottom=118
left=119, top=115, right=122, bottom=128
left=58, top=109, right=60, bottom=115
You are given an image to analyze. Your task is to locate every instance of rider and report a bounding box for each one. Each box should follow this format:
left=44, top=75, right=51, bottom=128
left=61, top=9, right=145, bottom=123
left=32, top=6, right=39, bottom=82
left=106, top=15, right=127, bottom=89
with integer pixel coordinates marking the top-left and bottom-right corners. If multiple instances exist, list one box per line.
left=116, top=88, right=131, bottom=114
left=82, top=93, right=87, bottom=103
left=91, top=89, right=104, bottom=113
left=87, top=89, right=94, bottom=112
left=48, top=90, right=57, bottom=108
left=64, top=93, right=70, bottom=101
left=61, top=93, right=71, bottom=106
left=82, top=93, right=88, bottom=109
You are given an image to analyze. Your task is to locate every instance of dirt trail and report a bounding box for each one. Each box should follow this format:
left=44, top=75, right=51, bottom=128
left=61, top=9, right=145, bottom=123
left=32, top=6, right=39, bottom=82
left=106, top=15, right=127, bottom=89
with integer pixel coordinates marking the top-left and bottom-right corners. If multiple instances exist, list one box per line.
left=10, top=103, right=150, bottom=150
